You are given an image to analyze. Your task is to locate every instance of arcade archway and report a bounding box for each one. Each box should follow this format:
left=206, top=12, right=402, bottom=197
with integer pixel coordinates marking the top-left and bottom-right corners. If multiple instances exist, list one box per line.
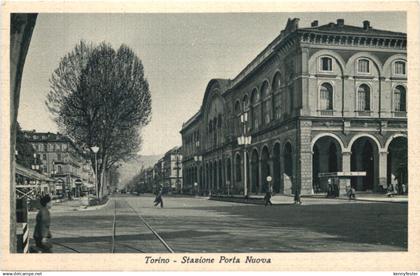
left=351, top=137, right=379, bottom=191
left=312, top=136, right=343, bottom=193
left=273, top=143, right=282, bottom=193
left=251, top=149, right=259, bottom=194
left=387, top=136, right=408, bottom=193
left=283, top=142, right=293, bottom=192
left=261, top=146, right=270, bottom=193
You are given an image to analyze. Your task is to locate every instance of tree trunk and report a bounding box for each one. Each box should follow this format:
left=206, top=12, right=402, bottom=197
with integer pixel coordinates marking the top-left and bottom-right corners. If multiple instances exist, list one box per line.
left=99, top=166, right=107, bottom=200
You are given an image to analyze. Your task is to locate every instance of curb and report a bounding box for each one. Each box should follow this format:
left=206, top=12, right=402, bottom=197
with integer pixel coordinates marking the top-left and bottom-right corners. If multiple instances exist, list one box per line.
left=301, top=195, right=408, bottom=204
left=78, top=198, right=112, bottom=211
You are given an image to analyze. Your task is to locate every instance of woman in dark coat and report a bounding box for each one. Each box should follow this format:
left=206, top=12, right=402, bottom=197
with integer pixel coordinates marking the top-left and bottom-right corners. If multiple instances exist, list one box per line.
left=33, top=194, right=52, bottom=253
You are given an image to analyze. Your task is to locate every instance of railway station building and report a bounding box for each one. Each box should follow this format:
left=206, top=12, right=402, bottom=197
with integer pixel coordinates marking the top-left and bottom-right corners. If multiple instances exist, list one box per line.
left=180, top=18, right=407, bottom=196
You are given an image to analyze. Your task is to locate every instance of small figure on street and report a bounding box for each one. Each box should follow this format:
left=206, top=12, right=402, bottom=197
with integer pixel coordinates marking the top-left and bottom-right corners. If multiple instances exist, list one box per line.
left=345, top=182, right=356, bottom=200
left=387, top=176, right=398, bottom=197
left=33, top=194, right=52, bottom=253
left=264, top=176, right=273, bottom=207
left=154, top=189, right=164, bottom=208
left=293, top=185, right=302, bottom=205
left=264, top=190, right=272, bottom=207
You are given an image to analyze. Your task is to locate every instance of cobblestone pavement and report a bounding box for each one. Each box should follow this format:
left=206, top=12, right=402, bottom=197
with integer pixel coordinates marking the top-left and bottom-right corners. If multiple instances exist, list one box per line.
left=28, top=194, right=407, bottom=253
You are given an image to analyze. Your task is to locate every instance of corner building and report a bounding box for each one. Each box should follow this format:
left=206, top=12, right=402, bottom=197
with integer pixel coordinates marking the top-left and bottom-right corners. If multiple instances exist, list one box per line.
left=180, top=18, right=407, bottom=196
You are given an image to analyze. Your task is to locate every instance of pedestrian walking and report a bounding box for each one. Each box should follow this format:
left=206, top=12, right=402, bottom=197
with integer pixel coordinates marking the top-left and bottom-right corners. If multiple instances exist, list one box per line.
left=346, top=182, right=356, bottom=200
left=33, top=194, right=52, bottom=253
left=153, top=189, right=164, bottom=208
left=293, top=186, right=302, bottom=205
left=264, top=190, right=272, bottom=207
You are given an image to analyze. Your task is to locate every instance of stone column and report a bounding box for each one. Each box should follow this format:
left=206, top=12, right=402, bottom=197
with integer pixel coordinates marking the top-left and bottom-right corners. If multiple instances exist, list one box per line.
left=258, top=158, right=263, bottom=194
left=342, top=151, right=352, bottom=172
left=268, top=158, right=274, bottom=192
left=230, top=154, right=235, bottom=194
left=297, top=120, right=313, bottom=195
left=378, top=150, right=388, bottom=191
left=203, top=163, right=207, bottom=194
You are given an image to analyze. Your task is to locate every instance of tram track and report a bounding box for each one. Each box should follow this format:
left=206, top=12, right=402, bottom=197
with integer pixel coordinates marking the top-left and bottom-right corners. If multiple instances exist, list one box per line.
left=46, top=197, right=174, bottom=253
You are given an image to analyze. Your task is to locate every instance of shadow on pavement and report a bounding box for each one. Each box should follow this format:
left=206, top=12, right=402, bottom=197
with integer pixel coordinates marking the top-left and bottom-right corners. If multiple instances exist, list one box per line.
left=156, top=201, right=408, bottom=251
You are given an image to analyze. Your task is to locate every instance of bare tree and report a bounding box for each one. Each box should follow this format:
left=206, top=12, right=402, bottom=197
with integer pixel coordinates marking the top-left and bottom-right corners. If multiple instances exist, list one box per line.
left=46, top=41, right=152, bottom=198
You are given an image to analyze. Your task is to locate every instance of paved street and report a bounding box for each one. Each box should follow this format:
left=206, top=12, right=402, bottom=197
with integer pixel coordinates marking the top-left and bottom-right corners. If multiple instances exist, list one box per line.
left=29, top=195, right=407, bottom=253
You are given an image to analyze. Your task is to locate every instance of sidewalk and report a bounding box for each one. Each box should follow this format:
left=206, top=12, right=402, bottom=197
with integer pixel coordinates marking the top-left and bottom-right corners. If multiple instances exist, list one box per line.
left=209, top=192, right=407, bottom=205
left=303, top=192, right=408, bottom=203
left=29, top=197, right=111, bottom=213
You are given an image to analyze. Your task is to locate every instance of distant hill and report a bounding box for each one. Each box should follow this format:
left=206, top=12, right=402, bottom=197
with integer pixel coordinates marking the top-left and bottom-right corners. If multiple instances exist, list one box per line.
left=118, top=154, right=162, bottom=187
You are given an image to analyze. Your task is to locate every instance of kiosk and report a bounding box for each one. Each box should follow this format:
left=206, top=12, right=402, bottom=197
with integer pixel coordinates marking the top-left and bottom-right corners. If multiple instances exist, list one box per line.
left=318, top=171, right=366, bottom=197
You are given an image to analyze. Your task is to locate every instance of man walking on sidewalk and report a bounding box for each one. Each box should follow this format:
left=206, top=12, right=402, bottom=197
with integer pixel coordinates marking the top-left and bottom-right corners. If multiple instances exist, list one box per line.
left=293, top=184, right=302, bottom=205
left=264, top=190, right=272, bottom=207
left=264, top=176, right=273, bottom=207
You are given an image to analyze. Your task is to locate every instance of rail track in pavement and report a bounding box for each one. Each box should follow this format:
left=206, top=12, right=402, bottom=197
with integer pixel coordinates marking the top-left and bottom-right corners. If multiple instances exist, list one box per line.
left=47, top=197, right=174, bottom=253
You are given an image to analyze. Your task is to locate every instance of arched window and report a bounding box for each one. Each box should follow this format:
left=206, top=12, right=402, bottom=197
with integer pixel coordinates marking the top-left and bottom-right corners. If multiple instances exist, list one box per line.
left=394, top=85, right=406, bottom=112
left=320, top=57, right=333, bottom=71
left=261, top=81, right=270, bottom=98
left=272, top=73, right=281, bottom=120
left=235, top=100, right=241, bottom=114
left=357, top=84, right=371, bottom=111
left=213, top=117, right=217, bottom=144
left=251, top=89, right=260, bottom=130
left=320, top=83, right=333, bottom=110
left=242, top=95, right=249, bottom=111
left=235, top=101, right=241, bottom=136
left=272, top=72, right=281, bottom=91
left=288, top=86, right=294, bottom=115
left=261, top=81, right=271, bottom=124
left=58, top=165, right=62, bottom=174
left=394, top=61, right=406, bottom=75
left=358, top=59, right=370, bottom=73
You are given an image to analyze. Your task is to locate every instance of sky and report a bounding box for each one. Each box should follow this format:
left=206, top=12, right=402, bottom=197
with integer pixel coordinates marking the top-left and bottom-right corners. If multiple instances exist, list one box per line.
left=18, top=12, right=406, bottom=156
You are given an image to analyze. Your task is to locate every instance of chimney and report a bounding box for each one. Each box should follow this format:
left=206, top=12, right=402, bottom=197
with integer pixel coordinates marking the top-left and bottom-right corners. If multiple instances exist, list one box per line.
left=363, top=20, right=370, bottom=30
left=337, top=19, right=344, bottom=27
left=311, top=20, right=318, bottom=27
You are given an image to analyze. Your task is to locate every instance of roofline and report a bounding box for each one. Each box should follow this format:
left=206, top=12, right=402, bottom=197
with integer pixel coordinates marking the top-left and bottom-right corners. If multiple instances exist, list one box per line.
left=298, top=28, right=407, bottom=39
left=180, top=110, right=202, bottom=133
left=23, top=130, right=85, bottom=155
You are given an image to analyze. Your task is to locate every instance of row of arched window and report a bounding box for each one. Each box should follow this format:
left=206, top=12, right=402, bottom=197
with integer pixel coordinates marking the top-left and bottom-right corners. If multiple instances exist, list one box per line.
left=319, top=56, right=406, bottom=75
left=234, top=71, right=289, bottom=133
left=208, top=114, right=223, bottom=146
left=319, top=83, right=406, bottom=113
left=231, top=56, right=406, bottom=135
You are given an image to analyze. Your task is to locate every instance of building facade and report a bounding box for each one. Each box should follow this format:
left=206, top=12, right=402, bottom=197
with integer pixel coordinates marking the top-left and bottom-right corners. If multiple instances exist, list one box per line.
left=162, top=147, right=183, bottom=193
left=180, top=18, right=407, bottom=196
left=23, top=131, right=95, bottom=197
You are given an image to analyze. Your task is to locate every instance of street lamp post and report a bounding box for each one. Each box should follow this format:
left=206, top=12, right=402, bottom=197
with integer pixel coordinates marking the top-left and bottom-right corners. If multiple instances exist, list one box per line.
left=91, top=146, right=100, bottom=199
left=237, top=112, right=251, bottom=197
left=51, top=161, right=57, bottom=196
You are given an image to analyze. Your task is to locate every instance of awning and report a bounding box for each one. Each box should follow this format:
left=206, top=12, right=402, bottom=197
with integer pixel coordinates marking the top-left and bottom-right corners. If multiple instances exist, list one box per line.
left=15, top=163, right=55, bottom=182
